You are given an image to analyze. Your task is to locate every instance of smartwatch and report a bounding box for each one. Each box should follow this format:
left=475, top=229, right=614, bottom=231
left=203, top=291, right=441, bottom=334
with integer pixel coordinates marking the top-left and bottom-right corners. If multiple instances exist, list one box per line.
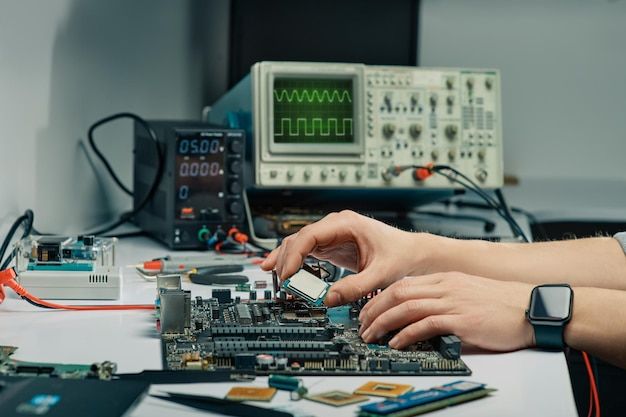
left=526, top=284, right=574, bottom=350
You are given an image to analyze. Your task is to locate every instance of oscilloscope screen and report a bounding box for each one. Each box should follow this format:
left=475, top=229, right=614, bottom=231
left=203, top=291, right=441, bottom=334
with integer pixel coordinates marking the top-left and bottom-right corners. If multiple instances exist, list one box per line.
left=273, top=78, right=355, bottom=144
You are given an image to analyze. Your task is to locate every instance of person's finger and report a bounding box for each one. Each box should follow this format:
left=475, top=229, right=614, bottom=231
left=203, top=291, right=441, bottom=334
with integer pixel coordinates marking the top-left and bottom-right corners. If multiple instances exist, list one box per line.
left=361, top=299, right=445, bottom=343
left=276, top=234, right=297, bottom=279
left=260, top=246, right=281, bottom=271
left=358, top=275, right=446, bottom=329
left=276, top=213, right=352, bottom=280
left=388, top=315, right=459, bottom=349
left=324, top=266, right=386, bottom=307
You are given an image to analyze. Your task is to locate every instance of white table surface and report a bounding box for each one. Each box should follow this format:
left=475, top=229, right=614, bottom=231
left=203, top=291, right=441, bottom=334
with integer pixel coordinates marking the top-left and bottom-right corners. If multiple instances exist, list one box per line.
left=0, top=236, right=578, bottom=417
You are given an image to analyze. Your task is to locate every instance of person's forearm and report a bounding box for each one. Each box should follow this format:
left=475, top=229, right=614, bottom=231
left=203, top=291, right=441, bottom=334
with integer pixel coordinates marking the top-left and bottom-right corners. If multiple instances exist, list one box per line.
left=564, top=287, right=626, bottom=369
left=416, top=234, right=626, bottom=290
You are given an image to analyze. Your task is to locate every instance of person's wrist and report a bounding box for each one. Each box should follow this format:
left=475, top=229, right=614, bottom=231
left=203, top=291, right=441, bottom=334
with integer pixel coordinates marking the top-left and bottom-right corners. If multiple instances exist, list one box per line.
left=407, top=232, right=441, bottom=276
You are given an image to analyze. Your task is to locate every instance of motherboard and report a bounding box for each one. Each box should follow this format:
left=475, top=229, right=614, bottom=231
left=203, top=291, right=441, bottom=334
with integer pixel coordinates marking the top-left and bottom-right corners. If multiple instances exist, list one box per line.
left=158, top=285, right=471, bottom=376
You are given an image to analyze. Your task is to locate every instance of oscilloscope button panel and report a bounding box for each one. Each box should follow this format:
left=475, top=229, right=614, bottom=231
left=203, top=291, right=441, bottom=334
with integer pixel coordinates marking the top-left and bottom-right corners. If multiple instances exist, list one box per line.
left=248, top=63, right=504, bottom=189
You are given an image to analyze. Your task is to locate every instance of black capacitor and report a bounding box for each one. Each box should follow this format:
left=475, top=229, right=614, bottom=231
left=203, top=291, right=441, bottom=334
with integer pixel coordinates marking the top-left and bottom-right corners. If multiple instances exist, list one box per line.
left=195, top=296, right=204, bottom=306
left=249, top=291, right=257, bottom=301
left=235, top=296, right=241, bottom=303
left=264, top=290, right=272, bottom=300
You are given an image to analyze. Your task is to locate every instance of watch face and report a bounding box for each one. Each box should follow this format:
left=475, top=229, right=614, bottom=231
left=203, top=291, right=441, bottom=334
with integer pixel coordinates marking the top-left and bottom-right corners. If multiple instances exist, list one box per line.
left=529, top=286, right=572, bottom=321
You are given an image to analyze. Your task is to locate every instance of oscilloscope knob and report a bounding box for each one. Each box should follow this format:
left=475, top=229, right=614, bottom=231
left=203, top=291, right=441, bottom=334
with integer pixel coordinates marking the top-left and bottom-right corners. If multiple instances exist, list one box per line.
left=445, top=125, right=458, bottom=140
left=339, top=168, right=347, bottom=181
left=409, top=123, right=422, bottom=140
left=355, top=169, right=364, bottom=181
left=475, top=169, right=488, bottom=183
left=320, top=168, right=329, bottom=180
left=303, top=168, right=312, bottom=180
left=382, top=123, right=396, bottom=139
left=429, top=94, right=438, bottom=108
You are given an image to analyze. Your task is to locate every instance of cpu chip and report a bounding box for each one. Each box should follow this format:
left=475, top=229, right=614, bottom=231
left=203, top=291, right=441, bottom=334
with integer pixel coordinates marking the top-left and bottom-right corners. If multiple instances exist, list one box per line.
left=281, top=268, right=330, bottom=306
left=306, top=390, right=369, bottom=407
left=225, top=386, right=277, bottom=402
left=354, top=381, right=414, bottom=398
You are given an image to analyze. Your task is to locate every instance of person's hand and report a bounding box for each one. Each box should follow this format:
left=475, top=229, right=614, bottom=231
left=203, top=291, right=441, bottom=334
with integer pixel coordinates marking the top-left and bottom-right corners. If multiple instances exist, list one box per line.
left=358, top=272, right=535, bottom=351
left=260, top=210, right=429, bottom=307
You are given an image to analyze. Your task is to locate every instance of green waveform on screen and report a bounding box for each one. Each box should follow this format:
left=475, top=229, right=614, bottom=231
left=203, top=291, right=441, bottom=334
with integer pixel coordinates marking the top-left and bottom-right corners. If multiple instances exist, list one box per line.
left=274, top=89, right=352, bottom=104
left=275, top=117, right=353, bottom=137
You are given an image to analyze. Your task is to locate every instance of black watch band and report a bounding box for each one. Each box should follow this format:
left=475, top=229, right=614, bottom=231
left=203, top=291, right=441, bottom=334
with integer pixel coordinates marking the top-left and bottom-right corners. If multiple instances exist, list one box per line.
left=533, top=322, right=565, bottom=349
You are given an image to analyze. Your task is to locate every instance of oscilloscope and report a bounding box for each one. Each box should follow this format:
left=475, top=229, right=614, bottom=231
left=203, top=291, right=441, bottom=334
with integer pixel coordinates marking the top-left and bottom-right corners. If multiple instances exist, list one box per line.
left=208, top=61, right=503, bottom=189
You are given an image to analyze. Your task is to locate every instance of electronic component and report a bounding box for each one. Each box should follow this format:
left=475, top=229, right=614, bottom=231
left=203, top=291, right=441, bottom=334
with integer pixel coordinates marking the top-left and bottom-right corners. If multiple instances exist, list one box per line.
left=354, top=381, right=413, bottom=398
left=225, top=386, right=277, bottom=402
left=159, top=289, right=191, bottom=334
left=280, top=268, right=330, bottom=306
left=133, top=121, right=246, bottom=249
left=358, top=380, right=495, bottom=417
left=208, top=62, right=503, bottom=189
left=158, top=290, right=471, bottom=377
left=306, top=390, right=369, bottom=407
left=13, top=235, right=120, bottom=300
left=268, top=374, right=307, bottom=400
left=0, top=345, right=116, bottom=380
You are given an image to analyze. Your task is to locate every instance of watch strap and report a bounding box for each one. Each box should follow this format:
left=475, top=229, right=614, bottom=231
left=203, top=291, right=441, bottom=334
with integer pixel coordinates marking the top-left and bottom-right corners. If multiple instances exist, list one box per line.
left=533, top=322, right=564, bottom=349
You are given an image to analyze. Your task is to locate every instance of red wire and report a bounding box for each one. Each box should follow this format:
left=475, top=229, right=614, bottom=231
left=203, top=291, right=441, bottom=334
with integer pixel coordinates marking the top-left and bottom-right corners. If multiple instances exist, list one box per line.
left=582, top=351, right=600, bottom=417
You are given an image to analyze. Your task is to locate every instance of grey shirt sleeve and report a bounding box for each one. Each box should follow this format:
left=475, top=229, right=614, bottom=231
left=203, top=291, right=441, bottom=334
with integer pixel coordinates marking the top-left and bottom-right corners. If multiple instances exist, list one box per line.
left=614, top=232, right=626, bottom=254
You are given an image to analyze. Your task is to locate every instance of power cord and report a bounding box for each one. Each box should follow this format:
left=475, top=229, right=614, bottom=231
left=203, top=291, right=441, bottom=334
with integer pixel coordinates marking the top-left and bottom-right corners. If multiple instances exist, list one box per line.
left=0, top=210, right=34, bottom=270
left=384, top=164, right=530, bottom=242
left=86, top=113, right=165, bottom=236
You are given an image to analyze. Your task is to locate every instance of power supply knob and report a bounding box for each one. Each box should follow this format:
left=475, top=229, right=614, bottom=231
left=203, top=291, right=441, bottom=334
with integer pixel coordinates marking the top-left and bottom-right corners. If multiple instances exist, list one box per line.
left=466, top=77, right=475, bottom=89
left=228, top=181, right=242, bottom=194
left=446, top=77, right=454, bottom=90
left=382, top=123, right=396, bottom=139
left=286, top=169, right=295, bottom=180
left=448, top=149, right=457, bottom=161
left=446, top=96, right=454, bottom=106
left=431, top=149, right=439, bottom=161
left=229, top=140, right=243, bottom=153
left=478, top=148, right=487, bottom=161
left=445, top=125, right=458, bottom=140
left=321, top=168, right=329, bottom=180
left=409, top=123, right=422, bottom=139
left=355, top=169, right=364, bottom=181
left=339, top=169, right=347, bottom=181
left=228, top=201, right=243, bottom=215
left=229, top=160, right=242, bottom=174
left=485, top=77, right=493, bottom=90
left=429, top=94, right=438, bottom=108
left=303, top=168, right=312, bottom=180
